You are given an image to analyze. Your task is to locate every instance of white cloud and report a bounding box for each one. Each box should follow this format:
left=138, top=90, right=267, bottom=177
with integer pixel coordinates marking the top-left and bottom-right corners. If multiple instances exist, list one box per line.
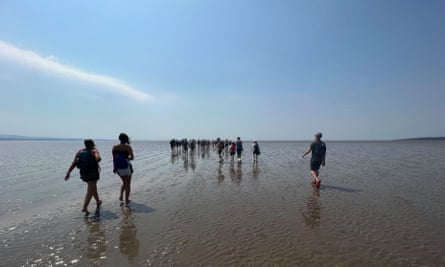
left=0, top=40, right=152, bottom=101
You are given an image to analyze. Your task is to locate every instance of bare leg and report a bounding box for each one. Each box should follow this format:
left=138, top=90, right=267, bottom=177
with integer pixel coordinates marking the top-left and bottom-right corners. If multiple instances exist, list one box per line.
left=310, top=170, right=321, bottom=183
left=89, top=181, right=101, bottom=207
left=83, top=183, right=94, bottom=213
left=119, top=177, right=125, bottom=202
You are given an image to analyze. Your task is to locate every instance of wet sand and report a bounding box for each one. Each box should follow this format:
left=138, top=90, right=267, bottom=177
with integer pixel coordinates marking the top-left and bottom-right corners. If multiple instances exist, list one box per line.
left=1, top=141, right=445, bottom=266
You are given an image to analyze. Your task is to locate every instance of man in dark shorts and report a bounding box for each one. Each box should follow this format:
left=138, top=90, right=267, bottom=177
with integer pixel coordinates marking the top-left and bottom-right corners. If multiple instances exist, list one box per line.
left=303, top=132, right=326, bottom=188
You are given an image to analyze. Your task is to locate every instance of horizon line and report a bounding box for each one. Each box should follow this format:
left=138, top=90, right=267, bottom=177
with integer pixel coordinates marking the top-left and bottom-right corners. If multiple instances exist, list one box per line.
left=1, top=134, right=444, bottom=142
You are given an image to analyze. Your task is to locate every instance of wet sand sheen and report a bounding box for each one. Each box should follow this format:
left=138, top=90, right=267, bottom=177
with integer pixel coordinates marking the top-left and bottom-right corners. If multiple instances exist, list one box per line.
left=1, top=141, right=445, bottom=266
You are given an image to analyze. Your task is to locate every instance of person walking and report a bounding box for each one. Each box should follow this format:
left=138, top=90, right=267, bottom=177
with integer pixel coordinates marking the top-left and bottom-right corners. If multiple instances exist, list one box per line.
left=252, top=141, right=261, bottom=163
left=65, top=139, right=102, bottom=216
left=236, top=137, right=243, bottom=163
left=216, top=138, right=224, bottom=163
left=302, top=132, right=326, bottom=188
left=113, top=133, right=134, bottom=206
left=229, top=141, right=236, bottom=162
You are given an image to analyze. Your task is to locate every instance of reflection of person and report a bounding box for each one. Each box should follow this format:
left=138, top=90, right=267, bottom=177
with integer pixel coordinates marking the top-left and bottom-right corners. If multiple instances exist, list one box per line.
left=252, top=164, right=259, bottom=179
left=84, top=218, right=107, bottom=261
left=229, top=162, right=236, bottom=180
left=65, top=139, right=102, bottom=216
left=236, top=164, right=242, bottom=180
left=119, top=208, right=140, bottom=263
left=217, top=164, right=225, bottom=183
left=301, top=189, right=321, bottom=229
left=302, top=132, right=326, bottom=188
left=190, top=152, right=196, bottom=171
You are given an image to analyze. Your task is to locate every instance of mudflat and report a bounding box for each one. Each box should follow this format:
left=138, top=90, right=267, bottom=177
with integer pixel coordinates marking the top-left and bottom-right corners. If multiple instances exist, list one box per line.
left=1, top=141, right=444, bottom=266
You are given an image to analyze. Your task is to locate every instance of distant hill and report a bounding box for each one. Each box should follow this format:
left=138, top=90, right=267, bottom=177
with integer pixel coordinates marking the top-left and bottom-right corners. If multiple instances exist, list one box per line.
left=0, top=134, right=81, bottom=141
left=396, top=137, right=445, bottom=141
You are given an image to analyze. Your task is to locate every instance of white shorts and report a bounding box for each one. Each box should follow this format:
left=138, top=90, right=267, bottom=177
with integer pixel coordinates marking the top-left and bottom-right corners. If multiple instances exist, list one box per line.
left=117, top=167, right=132, bottom=177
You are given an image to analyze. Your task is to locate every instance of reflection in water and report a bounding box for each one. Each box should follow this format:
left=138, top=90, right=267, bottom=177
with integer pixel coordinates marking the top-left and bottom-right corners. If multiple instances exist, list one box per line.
left=217, top=164, right=225, bottom=183
left=119, top=207, right=140, bottom=263
left=84, top=218, right=107, bottom=261
left=301, top=188, right=321, bottom=229
left=252, top=164, right=259, bottom=179
left=229, top=162, right=236, bottom=180
left=183, top=157, right=189, bottom=172
left=171, top=154, right=178, bottom=164
left=236, top=163, right=242, bottom=180
left=230, top=163, right=242, bottom=185
left=190, top=153, right=196, bottom=171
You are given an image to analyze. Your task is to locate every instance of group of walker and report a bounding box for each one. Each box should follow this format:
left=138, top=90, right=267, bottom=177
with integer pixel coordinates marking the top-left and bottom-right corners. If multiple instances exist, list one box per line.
left=214, top=137, right=261, bottom=164
left=65, top=132, right=326, bottom=216
left=172, top=137, right=262, bottom=164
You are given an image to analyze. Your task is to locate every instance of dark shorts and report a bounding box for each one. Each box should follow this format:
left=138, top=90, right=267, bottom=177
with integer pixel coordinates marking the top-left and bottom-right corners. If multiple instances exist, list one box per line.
left=230, top=151, right=235, bottom=156
left=310, top=160, right=323, bottom=171
left=80, top=171, right=100, bottom=182
left=236, top=150, right=242, bottom=157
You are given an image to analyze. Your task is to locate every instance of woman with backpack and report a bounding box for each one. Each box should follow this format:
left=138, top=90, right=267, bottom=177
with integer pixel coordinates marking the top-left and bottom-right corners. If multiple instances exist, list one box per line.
left=113, top=133, right=134, bottom=206
left=65, top=139, right=102, bottom=216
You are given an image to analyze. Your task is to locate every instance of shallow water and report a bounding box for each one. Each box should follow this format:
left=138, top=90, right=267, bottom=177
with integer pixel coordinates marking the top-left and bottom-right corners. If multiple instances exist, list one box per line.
left=1, top=141, right=444, bottom=266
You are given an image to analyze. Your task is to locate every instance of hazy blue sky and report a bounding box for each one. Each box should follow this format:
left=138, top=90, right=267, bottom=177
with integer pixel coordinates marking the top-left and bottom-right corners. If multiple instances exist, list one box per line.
left=0, top=0, right=444, bottom=140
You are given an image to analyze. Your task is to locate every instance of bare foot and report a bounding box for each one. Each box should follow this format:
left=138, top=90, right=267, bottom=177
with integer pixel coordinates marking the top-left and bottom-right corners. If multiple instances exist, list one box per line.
left=82, top=209, right=90, bottom=217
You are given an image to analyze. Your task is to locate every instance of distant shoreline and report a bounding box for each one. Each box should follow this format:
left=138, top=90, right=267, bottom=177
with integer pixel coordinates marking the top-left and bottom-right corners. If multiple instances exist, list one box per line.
left=395, top=137, right=445, bottom=141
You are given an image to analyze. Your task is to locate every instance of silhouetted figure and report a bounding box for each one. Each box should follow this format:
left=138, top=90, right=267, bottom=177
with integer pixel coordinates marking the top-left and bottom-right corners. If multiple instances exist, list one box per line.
left=169, top=139, right=176, bottom=155
left=252, top=141, right=261, bottom=163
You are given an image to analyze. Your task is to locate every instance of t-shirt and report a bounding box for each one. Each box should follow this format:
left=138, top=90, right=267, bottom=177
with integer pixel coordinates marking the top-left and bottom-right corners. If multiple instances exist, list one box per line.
left=310, top=141, right=326, bottom=162
left=236, top=141, right=243, bottom=151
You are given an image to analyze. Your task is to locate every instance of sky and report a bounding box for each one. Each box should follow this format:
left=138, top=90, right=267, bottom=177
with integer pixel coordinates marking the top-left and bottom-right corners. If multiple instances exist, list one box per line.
left=0, top=0, right=444, bottom=140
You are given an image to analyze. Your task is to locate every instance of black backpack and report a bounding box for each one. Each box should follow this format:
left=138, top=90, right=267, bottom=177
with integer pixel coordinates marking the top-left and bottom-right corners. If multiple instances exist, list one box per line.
left=77, top=149, right=98, bottom=174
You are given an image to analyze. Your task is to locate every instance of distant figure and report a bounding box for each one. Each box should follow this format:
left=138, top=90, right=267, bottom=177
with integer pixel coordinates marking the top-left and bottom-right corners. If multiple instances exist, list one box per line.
left=113, top=133, right=134, bottom=206
left=169, top=139, right=176, bottom=154
left=176, top=139, right=182, bottom=154
left=216, top=138, right=224, bottom=163
left=252, top=141, right=261, bottom=163
left=302, top=132, right=326, bottom=188
left=190, top=139, right=196, bottom=151
left=236, top=137, right=243, bottom=163
left=229, top=141, right=236, bottom=162
left=65, top=139, right=102, bottom=216
left=182, top=139, right=189, bottom=160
